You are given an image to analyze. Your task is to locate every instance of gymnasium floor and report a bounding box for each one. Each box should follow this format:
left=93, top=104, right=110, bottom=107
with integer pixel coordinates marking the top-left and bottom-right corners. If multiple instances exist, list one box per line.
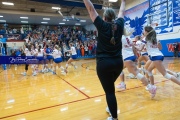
left=0, top=57, right=180, bottom=120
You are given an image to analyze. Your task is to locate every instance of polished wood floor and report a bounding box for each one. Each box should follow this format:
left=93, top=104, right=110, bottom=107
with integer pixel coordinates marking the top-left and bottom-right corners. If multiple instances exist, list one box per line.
left=0, top=58, right=180, bottom=120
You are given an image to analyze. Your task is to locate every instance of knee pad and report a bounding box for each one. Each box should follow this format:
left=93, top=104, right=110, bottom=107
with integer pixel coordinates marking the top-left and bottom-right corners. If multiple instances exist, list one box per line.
left=146, top=71, right=153, bottom=76
left=164, top=73, right=172, bottom=80
left=136, top=73, right=144, bottom=80
left=120, top=71, right=124, bottom=76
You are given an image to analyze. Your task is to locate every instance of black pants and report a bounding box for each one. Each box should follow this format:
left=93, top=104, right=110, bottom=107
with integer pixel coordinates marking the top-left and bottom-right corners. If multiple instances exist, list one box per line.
left=3, top=43, right=7, bottom=55
left=96, top=57, right=123, bottom=118
left=85, top=51, right=88, bottom=56
left=25, top=64, right=29, bottom=71
left=174, top=50, right=179, bottom=57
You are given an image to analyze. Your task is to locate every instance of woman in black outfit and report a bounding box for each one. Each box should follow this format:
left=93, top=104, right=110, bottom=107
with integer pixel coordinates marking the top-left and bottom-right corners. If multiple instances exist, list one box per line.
left=83, top=0, right=125, bottom=120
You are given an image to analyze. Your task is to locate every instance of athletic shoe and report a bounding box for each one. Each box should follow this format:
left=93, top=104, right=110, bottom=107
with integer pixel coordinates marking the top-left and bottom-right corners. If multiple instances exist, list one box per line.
left=41, top=69, right=45, bottom=73
left=52, top=72, right=56, bottom=75
left=32, top=72, right=37, bottom=76
left=148, top=85, right=157, bottom=98
left=21, top=72, right=26, bottom=76
left=42, top=69, right=48, bottom=73
left=48, top=69, right=53, bottom=72
left=177, top=72, right=180, bottom=80
left=116, top=82, right=126, bottom=90
left=60, top=67, right=64, bottom=71
left=127, top=73, right=136, bottom=79
left=61, top=71, right=66, bottom=75
left=145, top=86, right=149, bottom=91
left=106, top=107, right=111, bottom=115
left=74, top=65, right=78, bottom=69
left=107, top=117, right=118, bottom=120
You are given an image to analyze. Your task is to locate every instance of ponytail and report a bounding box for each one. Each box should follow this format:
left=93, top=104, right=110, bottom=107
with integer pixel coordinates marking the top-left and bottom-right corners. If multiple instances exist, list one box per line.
left=110, top=21, right=117, bottom=45
left=144, top=26, right=157, bottom=45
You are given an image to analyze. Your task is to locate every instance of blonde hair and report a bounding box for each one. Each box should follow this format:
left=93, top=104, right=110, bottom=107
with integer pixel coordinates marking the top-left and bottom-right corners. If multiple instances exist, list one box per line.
left=55, top=45, right=60, bottom=50
left=144, top=26, right=157, bottom=45
left=69, top=43, right=73, bottom=47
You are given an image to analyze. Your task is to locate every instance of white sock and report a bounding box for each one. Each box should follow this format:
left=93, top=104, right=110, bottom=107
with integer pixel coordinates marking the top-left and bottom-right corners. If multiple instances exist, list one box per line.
left=66, top=64, right=68, bottom=68
left=60, top=66, right=64, bottom=70
left=147, top=84, right=152, bottom=89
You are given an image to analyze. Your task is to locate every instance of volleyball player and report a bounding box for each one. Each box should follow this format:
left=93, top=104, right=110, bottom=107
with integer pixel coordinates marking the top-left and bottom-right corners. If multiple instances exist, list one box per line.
left=50, top=45, right=64, bottom=74
left=135, top=35, right=149, bottom=69
left=34, top=45, right=44, bottom=76
left=139, top=26, right=180, bottom=87
left=21, top=45, right=32, bottom=76
left=44, top=45, right=53, bottom=72
left=64, top=43, right=78, bottom=73
left=134, top=35, right=150, bottom=81
left=116, top=28, right=157, bottom=98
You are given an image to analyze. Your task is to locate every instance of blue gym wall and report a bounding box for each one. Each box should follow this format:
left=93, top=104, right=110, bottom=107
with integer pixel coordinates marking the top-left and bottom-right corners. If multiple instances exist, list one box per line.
left=124, top=0, right=180, bottom=57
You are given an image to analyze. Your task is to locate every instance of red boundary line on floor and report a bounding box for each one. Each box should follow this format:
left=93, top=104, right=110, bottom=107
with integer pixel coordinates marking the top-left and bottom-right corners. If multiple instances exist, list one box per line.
left=0, top=61, right=170, bottom=119
left=57, top=75, right=90, bottom=98
left=0, top=80, right=169, bottom=119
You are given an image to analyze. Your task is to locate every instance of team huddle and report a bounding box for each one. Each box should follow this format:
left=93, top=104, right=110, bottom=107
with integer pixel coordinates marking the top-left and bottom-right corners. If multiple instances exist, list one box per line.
left=21, top=42, right=77, bottom=76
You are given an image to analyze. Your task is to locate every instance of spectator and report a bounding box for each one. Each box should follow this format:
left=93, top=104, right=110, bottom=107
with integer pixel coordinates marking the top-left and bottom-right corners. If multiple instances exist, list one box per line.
left=84, top=45, right=88, bottom=56
left=88, top=43, right=93, bottom=56
left=0, top=35, right=8, bottom=55
left=66, top=52, right=71, bottom=61
left=81, top=44, right=85, bottom=56
left=174, top=42, right=179, bottom=58
left=76, top=44, right=81, bottom=57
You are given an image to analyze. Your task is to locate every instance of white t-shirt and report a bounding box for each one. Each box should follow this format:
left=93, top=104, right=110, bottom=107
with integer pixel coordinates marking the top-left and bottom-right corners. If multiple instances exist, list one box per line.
left=24, top=48, right=32, bottom=56
left=25, top=38, right=29, bottom=43
left=33, top=49, right=38, bottom=56
left=52, top=49, right=62, bottom=59
left=37, top=49, right=44, bottom=57
left=146, top=41, right=163, bottom=57
left=71, top=46, right=77, bottom=55
left=66, top=53, right=70, bottom=57
left=122, top=35, right=134, bottom=59
left=85, top=46, right=88, bottom=51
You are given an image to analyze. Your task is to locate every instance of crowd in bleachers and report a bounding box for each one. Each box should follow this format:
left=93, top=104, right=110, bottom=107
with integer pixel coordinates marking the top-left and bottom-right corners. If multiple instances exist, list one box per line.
left=5, top=26, right=97, bottom=60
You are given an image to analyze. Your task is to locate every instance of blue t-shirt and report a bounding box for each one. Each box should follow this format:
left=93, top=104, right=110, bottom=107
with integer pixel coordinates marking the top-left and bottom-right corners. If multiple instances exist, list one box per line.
left=46, top=48, right=53, bottom=54
left=15, top=51, right=21, bottom=56
left=0, top=38, right=7, bottom=43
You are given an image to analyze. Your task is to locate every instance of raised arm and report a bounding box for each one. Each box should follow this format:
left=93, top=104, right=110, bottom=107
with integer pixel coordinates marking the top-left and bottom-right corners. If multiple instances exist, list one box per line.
left=118, top=0, right=126, bottom=18
left=83, top=0, right=98, bottom=22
